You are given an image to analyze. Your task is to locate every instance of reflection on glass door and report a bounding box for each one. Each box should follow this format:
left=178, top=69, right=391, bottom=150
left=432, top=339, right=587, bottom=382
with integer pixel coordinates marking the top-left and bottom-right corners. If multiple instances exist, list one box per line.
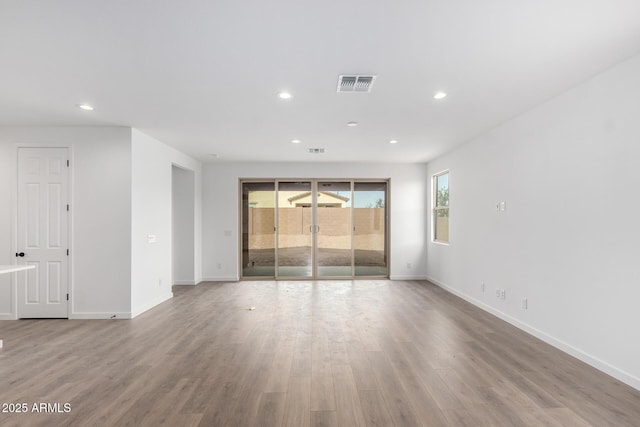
left=241, top=182, right=275, bottom=277
left=277, top=181, right=313, bottom=278
left=353, top=182, right=388, bottom=276
left=317, top=181, right=353, bottom=277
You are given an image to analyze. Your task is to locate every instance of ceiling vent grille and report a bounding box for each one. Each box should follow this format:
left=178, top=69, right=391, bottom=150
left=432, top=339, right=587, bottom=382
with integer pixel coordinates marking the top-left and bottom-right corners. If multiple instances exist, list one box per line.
left=337, top=75, right=376, bottom=93
left=308, top=148, right=325, bottom=154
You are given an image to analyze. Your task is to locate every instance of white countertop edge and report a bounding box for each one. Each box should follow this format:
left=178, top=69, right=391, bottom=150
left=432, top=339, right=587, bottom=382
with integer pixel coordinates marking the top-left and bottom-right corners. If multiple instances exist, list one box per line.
left=0, top=265, right=36, bottom=275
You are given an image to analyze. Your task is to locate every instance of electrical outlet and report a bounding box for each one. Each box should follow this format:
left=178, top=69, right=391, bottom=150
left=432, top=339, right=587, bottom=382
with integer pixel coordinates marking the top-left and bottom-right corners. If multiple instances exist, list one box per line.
left=158, top=279, right=162, bottom=287
left=500, top=289, right=506, bottom=300
left=481, top=282, right=485, bottom=292
left=522, top=298, right=528, bottom=309
left=495, top=288, right=501, bottom=298
left=217, top=263, right=222, bottom=269
left=406, top=262, right=412, bottom=269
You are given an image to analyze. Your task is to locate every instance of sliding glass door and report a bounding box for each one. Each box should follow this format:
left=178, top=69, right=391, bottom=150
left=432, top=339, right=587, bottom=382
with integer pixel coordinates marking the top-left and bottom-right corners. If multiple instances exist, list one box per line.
left=240, top=179, right=388, bottom=279
left=277, top=181, right=313, bottom=278
left=241, top=182, right=275, bottom=277
left=353, top=182, right=388, bottom=276
left=316, top=181, right=353, bottom=277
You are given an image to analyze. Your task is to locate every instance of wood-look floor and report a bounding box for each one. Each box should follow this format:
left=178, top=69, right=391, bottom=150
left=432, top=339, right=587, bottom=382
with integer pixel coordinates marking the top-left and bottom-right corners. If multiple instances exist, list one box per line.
left=1, top=280, right=639, bottom=426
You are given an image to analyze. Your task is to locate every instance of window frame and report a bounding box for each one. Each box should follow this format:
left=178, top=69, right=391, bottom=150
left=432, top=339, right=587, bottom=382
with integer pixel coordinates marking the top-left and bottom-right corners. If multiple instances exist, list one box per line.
left=432, top=170, right=449, bottom=244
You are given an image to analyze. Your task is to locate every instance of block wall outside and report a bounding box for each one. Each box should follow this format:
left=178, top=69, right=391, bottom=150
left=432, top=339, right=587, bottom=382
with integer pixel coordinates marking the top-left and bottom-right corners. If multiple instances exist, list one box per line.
left=247, top=207, right=385, bottom=250
left=435, top=217, right=449, bottom=242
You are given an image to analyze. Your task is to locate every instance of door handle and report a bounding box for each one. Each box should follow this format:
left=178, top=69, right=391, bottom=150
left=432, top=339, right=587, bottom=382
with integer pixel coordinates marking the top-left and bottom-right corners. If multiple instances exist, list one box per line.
left=16, top=252, right=25, bottom=257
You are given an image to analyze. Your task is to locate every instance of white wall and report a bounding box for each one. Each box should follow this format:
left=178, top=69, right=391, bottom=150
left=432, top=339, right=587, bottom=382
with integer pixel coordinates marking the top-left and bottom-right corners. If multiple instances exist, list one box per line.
left=131, top=130, right=202, bottom=317
left=0, top=127, right=132, bottom=319
left=172, top=165, right=195, bottom=284
left=0, top=141, right=12, bottom=317
left=426, top=53, right=640, bottom=389
left=202, top=162, right=429, bottom=281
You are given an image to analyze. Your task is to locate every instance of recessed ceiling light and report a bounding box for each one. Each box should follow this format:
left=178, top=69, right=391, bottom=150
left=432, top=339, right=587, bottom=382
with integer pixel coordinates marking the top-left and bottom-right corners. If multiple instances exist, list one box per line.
left=389, top=140, right=398, bottom=144
left=77, top=104, right=94, bottom=111
left=291, top=139, right=301, bottom=144
left=347, top=121, right=358, bottom=127
left=278, top=91, right=292, bottom=99
left=433, top=92, right=447, bottom=100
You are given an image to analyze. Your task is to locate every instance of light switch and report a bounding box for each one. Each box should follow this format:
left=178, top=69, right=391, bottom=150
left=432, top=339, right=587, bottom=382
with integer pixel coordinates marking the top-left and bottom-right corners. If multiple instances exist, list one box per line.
left=500, top=201, right=506, bottom=211
left=147, top=234, right=157, bottom=243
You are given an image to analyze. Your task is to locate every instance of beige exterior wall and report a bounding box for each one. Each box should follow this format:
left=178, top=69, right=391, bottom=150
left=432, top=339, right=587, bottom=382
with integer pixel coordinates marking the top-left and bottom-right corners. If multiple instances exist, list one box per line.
left=249, top=191, right=347, bottom=208
left=247, top=207, right=385, bottom=250
left=435, top=217, right=449, bottom=242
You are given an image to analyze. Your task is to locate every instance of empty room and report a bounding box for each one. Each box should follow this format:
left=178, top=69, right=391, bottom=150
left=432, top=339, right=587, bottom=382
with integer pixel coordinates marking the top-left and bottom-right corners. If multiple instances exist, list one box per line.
left=1, top=1, right=640, bottom=426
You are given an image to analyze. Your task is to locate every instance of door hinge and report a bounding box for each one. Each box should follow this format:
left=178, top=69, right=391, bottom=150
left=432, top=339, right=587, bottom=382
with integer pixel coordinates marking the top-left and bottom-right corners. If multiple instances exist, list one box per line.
left=67, top=204, right=69, bottom=211
left=66, top=293, right=69, bottom=301
left=67, top=160, right=70, bottom=167
left=67, top=249, right=69, bottom=256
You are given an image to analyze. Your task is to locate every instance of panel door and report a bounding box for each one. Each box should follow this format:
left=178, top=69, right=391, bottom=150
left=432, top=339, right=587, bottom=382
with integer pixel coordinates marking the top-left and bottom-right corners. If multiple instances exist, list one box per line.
left=17, top=147, right=69, bottom=318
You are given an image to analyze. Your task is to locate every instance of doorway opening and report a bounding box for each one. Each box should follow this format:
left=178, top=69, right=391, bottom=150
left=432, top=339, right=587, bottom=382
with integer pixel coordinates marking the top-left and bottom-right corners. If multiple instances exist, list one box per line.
left=172, top=165, right=195, bottom=285
left=240, top=179, right=389, bottom=279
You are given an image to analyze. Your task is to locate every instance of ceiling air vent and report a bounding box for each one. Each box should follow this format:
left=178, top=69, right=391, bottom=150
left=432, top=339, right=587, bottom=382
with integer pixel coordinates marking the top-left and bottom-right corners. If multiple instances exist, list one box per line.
left=308, top=148, right=325, bottom=154
left=337, top=75, right=376, bottom=93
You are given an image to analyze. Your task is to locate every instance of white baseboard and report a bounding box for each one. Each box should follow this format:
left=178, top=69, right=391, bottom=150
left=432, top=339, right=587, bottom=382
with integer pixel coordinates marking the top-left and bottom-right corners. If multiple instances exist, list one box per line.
left=424, top=275, right=640, bottom=392
left=389, top=275, right=429, bottom=281
left=202, top=276, right=239, bottom=282
left=70, top=312, right=132, bottom=320
left=0, top=339, right=3, bottom=348
left=131, top=292, right=173, bottom=319
left=173, top=280, right=197, bottom=285
left=4, top=311, right=132, bottom=320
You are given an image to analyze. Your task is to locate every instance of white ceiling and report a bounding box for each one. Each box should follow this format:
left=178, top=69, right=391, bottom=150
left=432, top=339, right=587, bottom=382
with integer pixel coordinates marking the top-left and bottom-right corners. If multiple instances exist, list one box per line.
left=1, top=1, right=640, bottom=163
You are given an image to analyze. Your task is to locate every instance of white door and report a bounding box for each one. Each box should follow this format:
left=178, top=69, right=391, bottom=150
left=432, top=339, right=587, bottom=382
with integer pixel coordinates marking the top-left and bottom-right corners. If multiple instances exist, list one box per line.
left=17, top=147, right=69, bottom=318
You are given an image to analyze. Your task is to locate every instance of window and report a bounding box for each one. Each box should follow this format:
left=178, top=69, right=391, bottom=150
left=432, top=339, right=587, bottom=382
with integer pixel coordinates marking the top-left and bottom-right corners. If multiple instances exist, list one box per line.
left=433, top=171, right=449, bottom=243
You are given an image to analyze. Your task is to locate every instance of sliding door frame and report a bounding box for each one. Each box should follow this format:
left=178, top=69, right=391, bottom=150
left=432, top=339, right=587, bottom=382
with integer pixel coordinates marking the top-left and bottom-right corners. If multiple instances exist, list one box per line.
left=239, top=178, right=390, bottom=280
